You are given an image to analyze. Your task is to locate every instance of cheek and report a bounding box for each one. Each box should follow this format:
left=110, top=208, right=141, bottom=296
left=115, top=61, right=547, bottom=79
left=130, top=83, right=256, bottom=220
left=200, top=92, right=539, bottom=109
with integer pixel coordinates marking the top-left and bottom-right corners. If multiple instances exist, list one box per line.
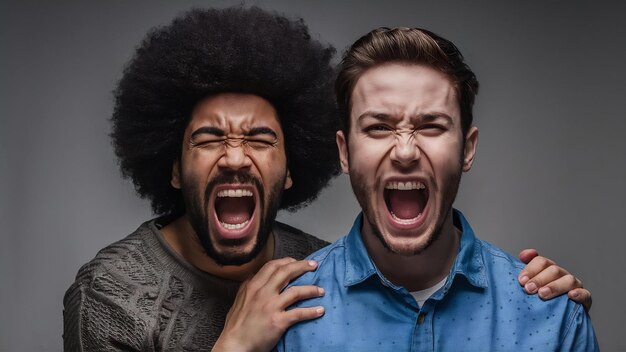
left=423, top=140, right=464, bottom=177
left=348, top=138, right=390, bottom=172
left=252, top=150, right=288, bottom=178
left=183, top=152, right=220, bottom=179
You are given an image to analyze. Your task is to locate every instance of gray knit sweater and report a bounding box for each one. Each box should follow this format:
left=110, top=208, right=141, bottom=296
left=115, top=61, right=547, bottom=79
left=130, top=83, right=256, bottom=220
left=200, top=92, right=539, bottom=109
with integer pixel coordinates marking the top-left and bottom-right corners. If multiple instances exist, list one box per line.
left=63, top=220, right=328, bottom=351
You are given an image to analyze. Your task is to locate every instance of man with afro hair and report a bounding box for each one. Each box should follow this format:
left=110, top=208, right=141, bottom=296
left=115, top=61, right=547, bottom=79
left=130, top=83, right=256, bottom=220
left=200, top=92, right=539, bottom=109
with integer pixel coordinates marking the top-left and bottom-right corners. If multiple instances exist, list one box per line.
left=63, top=6, right=592, bottom=352
left=64, top=6, right=338, bottom=351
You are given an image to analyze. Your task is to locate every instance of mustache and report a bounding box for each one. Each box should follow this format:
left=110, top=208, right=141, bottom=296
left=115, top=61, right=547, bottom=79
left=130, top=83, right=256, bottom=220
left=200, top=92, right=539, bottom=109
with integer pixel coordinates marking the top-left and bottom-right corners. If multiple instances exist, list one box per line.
left=204, top=170, right=264, bottom=205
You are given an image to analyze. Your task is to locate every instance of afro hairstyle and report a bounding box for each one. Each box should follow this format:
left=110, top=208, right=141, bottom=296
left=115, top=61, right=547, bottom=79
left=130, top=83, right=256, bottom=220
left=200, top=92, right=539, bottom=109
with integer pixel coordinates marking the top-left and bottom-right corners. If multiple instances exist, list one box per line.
left=111, top=6, right=340, bottom=217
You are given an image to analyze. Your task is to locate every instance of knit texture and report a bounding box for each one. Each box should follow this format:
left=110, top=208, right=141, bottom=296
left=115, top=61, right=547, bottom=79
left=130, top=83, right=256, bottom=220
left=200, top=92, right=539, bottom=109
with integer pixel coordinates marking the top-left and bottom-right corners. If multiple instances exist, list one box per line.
left=63, top=220, right=328, bottom=351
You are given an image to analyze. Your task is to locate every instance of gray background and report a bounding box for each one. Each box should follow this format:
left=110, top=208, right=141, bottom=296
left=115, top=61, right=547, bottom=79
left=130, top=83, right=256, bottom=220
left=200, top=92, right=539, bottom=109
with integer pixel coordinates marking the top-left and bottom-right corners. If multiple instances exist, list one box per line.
left=1, top=0, right=624, bottom=350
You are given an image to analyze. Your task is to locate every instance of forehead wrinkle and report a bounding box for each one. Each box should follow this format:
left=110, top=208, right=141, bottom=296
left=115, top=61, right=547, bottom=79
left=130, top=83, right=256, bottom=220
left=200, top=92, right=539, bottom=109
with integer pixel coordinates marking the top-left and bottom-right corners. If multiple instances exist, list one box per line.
left=195, top=110, right=272, bottom=138
left=187, top=93, right=283, bottom=143
left=352, top=63, right=460, bottom=123
left=354, top=83, right=451, bottom=120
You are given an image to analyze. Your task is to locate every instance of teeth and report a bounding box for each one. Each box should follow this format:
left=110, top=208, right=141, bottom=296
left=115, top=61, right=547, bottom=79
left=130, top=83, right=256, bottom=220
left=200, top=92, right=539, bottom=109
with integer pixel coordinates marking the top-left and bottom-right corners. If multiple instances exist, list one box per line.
left=390, top=211, right=422, bottom=223
left=385, top=181, right=425, bottom=190
left=220, top=219, right=250, bottom=230
left=217, top=189, right=253, bottom=198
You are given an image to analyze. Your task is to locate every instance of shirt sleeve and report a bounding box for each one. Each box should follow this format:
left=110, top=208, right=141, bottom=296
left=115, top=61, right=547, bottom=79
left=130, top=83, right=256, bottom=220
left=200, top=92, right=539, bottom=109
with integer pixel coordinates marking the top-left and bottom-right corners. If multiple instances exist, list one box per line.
left=63, top=275, right=155, bottom=351
left=274, top=337, right=285, bottom=352
left=559, top=303, right=600, bottom=352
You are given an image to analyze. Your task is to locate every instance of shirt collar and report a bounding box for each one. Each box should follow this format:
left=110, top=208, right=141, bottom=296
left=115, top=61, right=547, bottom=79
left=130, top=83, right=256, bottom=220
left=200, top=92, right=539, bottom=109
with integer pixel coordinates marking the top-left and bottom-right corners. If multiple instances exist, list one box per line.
left=342, top=210, right=487, bottom=290
left=344, top=214, right=379, bottom=286
left=448, top=209, right=488, bottom=289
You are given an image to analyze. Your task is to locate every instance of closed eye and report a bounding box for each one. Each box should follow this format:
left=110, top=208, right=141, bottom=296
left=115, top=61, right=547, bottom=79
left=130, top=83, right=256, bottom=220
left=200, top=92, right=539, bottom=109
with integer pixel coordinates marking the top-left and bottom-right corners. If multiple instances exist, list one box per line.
left=418, top=124, right=447, bottom=136
left=190, top=126, right=225, bottom=149
left=364, top=124, right=394, bottom=136
left=245, top=138, right=277, bottom=149
left=191, top=137, right=224, bottom=149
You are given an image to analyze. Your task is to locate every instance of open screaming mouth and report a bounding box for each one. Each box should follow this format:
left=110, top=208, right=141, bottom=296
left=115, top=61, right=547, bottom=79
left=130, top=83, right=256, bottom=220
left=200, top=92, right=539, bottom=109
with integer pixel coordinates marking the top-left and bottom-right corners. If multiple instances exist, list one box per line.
left=214, top=188, right=255, bottom=230
left=384, top=181, right=428, bottom=223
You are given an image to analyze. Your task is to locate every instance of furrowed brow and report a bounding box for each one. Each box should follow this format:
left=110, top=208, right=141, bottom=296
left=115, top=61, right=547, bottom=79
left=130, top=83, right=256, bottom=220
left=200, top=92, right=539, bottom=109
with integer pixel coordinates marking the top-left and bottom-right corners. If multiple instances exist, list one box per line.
left=420, top=113, right=454, bottom=124
left=191, top=126, right=225, bottom=138
left=357, top=111, right=395, bottom=124
left=247, top=127, right=277, bottom=139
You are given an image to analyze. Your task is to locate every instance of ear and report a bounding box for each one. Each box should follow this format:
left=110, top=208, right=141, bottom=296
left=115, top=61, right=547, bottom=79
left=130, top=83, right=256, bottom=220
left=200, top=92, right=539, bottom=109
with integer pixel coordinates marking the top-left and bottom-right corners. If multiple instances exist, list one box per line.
left=284, top=169, right=293, bottom=190
left=171, top=159, right=181, bottom=189
left=336, top=131, right=350, bottom=174
left=462, top=126, right=478, bottom=172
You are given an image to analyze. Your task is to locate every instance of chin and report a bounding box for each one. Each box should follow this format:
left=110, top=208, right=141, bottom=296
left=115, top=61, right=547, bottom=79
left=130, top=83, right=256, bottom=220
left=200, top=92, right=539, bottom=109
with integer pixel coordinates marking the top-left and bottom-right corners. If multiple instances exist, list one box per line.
left=206, top=231, right=265, bottom=266
left=375, top=223, right=439, bottom=256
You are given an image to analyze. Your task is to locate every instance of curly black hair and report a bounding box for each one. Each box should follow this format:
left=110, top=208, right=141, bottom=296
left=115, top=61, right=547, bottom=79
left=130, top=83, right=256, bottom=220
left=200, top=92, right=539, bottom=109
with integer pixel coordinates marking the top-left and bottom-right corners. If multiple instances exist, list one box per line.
left=111, top=6, right=340, bottom=217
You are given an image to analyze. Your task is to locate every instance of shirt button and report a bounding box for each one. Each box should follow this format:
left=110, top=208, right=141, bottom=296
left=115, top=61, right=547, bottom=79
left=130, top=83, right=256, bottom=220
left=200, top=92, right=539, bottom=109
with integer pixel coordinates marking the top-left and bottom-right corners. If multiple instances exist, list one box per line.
left=417, top=312, right=427, bottom=324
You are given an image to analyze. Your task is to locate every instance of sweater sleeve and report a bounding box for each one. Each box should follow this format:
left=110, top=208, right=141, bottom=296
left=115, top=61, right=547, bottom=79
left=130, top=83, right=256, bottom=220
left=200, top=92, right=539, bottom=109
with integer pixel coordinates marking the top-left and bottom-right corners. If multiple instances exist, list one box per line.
left=63, top=268, right=155, bottom=351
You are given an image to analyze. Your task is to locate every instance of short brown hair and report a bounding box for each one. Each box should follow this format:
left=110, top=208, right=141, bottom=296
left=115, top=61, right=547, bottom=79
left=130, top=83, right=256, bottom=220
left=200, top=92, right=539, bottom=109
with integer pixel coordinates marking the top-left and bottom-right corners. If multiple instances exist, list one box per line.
left=335, top=27, right=479, bottom=136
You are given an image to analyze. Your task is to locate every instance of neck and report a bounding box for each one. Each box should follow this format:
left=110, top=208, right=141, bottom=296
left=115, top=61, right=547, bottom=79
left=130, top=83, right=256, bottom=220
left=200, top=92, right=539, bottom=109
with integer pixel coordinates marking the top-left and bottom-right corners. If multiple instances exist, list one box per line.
left=361, top=210, right=460, bottom=292
left=160, top=215, right=274, bottom=282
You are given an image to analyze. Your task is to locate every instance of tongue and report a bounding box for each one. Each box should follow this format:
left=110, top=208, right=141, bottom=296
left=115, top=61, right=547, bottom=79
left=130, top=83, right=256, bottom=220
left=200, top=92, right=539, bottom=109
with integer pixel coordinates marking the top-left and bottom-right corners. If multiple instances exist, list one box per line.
left=216, top=197, right=253, bottom=225
left=388, top=190, right=424, bottom=220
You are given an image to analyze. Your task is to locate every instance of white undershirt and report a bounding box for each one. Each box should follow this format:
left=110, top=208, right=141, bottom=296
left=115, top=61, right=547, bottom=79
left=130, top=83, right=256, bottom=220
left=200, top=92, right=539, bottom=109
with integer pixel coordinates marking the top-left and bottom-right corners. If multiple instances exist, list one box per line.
left=410, top=276, right=448, bottom=308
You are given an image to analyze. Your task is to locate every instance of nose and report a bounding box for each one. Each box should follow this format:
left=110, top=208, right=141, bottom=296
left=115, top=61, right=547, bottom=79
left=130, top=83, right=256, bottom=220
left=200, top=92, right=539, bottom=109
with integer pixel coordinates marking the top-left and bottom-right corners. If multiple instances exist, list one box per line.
left=389, top=133, right=420, bottom=168
left=217, top=142, right=252, bottom=170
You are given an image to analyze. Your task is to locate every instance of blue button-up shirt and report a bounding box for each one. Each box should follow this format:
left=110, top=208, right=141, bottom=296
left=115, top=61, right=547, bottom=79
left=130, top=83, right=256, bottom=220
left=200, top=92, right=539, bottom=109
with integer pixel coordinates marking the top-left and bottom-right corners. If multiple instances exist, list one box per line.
left=276, top=210, right=598, bottom=352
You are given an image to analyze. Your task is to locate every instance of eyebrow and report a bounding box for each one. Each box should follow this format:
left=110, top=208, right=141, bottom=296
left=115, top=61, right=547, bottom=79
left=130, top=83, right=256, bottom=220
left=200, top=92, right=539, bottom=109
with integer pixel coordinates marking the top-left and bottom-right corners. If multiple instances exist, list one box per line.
left=190, top=126, right=277, bottom=139
left=247, top=127, right=277, bottom=139
left=191, top=126, right=225, bottom=138
left=356, top=112, right=396, bottom=124
left=357, top=111, right=454, bottom=124
left=420, top=113, right=454, bottom=124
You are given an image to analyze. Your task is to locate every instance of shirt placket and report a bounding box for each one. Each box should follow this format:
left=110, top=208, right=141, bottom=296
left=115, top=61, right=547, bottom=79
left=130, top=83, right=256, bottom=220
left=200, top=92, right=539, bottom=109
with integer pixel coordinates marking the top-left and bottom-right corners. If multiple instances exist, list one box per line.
left=410, top=300, right=435, bottom=352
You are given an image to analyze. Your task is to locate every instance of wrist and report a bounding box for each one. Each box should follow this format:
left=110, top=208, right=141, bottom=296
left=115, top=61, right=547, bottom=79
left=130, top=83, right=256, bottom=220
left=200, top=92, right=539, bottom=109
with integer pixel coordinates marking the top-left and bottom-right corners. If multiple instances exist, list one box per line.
left=213, top=336, right=255, bottom=352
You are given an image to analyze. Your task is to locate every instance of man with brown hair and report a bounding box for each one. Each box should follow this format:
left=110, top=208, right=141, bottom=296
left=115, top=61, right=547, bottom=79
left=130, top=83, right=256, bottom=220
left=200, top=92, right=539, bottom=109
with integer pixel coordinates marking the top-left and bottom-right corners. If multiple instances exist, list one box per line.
left=277, top=27, right=598, bottom=351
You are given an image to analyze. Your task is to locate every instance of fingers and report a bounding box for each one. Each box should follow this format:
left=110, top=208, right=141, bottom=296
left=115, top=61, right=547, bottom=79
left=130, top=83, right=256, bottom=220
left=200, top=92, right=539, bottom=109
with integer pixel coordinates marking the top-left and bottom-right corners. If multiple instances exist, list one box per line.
left=518, top=248, right=539, bottom=264
left=518, top=255, right=556, bottom=287
left=532, top=273, right=580, bottom=298
left=279, top=285, right=325, bottom=308
left=536, top=276, right=592, bottom=311
left=518, top=254, right=592, bottom=311
left=226, top=259, right=298, bottom=316
left=568, top=288, right=592, bottom=312
left=250, top=257, right=298, bottom=284
left=273, top=260, right=319, bottom=290
left=217, top=258, right=324, bottom=352
left=256, top=259, right=319, bottom=294
left=242, top=258, right=317, bottom=298
left=278, top=285, right=326, bottom=327
left=233, top=258, right=322, bottom=313
left=522, top=263, right=571, bottom=295
left=282, top=306, right=325, bottom=327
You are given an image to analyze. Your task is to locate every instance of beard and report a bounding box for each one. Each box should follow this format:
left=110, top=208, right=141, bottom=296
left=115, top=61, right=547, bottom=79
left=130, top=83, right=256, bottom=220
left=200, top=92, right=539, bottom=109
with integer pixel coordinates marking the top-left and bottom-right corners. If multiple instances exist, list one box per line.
left=348, top=155, right=463, bottom=257
left=182, top=170, right=285, bottom=266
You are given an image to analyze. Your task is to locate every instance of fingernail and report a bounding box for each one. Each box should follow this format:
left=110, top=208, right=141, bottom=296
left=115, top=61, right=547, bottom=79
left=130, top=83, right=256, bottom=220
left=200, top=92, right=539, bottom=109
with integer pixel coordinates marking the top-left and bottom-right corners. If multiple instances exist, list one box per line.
left=308, top=260, right=317, bottom=267
left=525, top=282, right=537, bottom=293
left=570, top=291, right=579, bottom=299
left=316, top=307, right=325, bottom=315
left=538, top=287, right=551, bottom=298
left=318, top=287, right=325, bottom=295
left=519, top=275, right=529, bottom=285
